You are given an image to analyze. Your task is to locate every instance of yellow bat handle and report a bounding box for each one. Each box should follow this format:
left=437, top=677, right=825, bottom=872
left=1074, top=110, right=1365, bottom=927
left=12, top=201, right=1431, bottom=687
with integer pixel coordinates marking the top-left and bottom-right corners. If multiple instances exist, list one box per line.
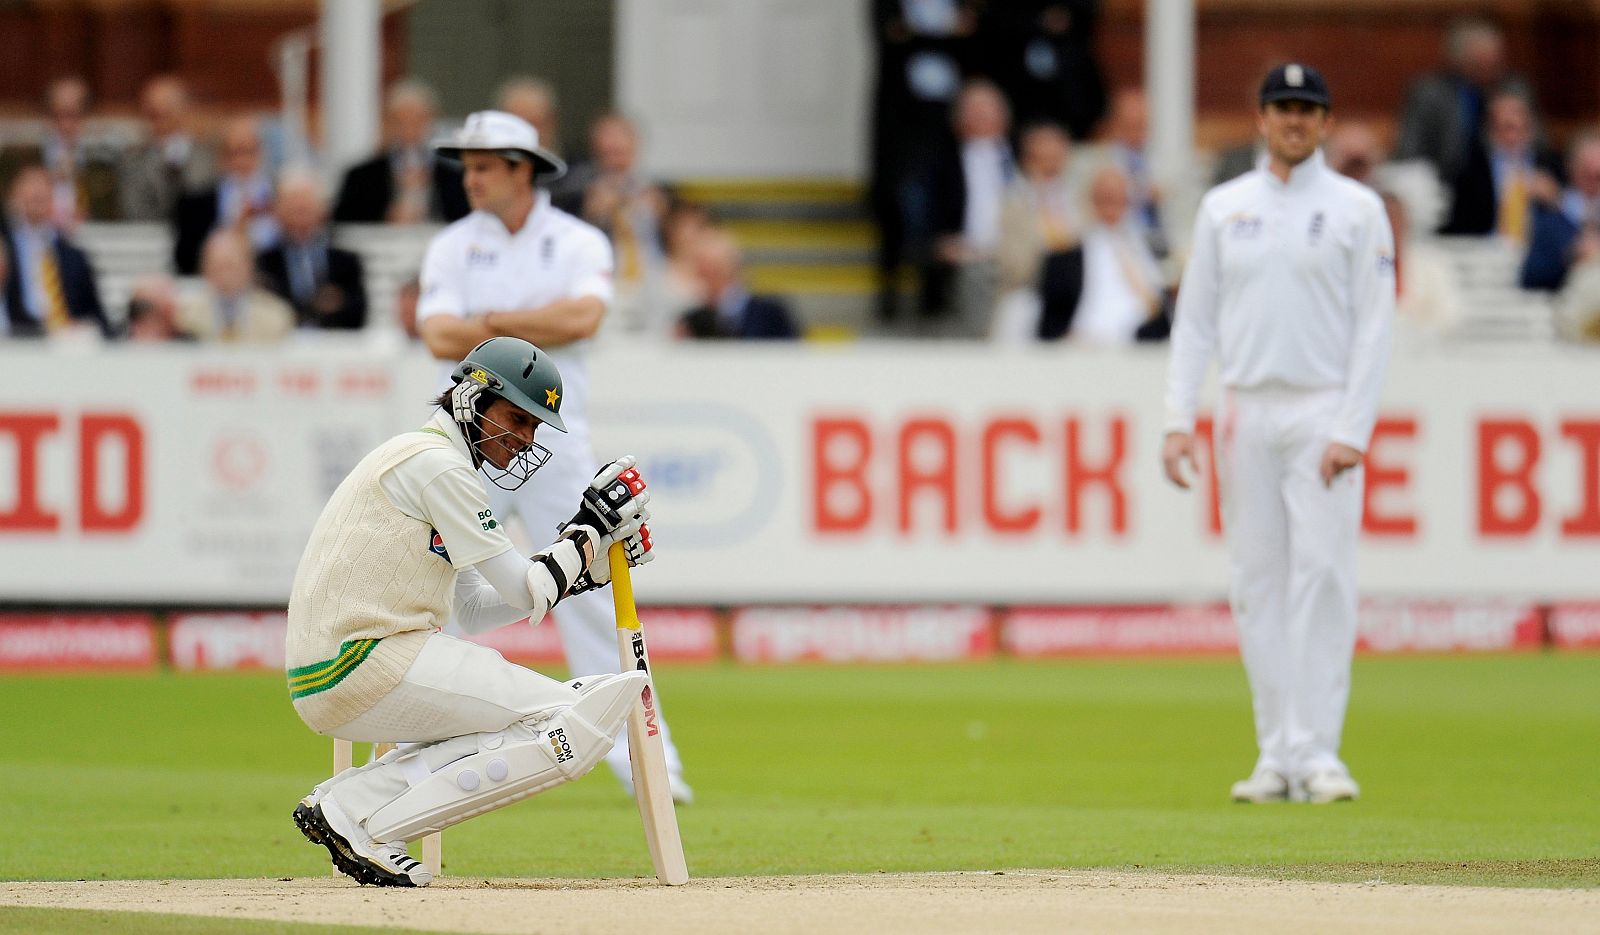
left=609, top=541, right=640, bottom=631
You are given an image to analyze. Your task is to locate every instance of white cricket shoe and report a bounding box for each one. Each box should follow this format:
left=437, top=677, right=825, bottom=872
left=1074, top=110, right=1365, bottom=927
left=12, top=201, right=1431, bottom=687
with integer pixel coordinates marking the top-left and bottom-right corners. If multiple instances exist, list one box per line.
left=1300, top=769, right=1360, bottom=804
left=294, top=794, right=432, bottom=887
left=1230, top=769, right=1290, bottom=803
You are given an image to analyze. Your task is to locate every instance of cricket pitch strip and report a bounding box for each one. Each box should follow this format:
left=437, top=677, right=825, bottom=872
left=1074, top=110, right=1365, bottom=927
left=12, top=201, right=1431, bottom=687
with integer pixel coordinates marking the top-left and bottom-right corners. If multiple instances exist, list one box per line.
left=3, top=871, right=1596, bottom=934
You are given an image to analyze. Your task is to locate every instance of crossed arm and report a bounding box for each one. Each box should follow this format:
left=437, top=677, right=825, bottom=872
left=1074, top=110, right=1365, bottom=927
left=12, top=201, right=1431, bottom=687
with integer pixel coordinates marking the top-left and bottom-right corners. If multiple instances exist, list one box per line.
left=419, top=296, right=607, bottom=361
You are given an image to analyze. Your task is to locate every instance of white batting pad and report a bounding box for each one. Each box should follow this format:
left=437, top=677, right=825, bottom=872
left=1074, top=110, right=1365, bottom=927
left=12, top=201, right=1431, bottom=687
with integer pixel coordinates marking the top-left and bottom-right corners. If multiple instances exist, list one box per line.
left=364, top=672, right=645, bottom=842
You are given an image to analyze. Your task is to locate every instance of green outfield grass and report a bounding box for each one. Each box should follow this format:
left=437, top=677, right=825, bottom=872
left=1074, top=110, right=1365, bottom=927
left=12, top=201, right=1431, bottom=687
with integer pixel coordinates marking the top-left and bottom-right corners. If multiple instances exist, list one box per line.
left=1, top=654, right=1596, bottom=888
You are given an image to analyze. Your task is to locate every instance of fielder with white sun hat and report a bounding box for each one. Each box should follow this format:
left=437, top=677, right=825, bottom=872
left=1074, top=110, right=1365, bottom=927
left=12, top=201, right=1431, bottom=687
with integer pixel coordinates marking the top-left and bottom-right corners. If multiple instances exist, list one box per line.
left=416, top=110, right=694, bottom=804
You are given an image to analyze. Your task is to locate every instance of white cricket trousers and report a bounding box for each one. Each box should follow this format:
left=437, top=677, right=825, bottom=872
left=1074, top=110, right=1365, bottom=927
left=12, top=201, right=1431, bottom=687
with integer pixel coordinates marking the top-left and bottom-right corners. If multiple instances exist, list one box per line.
left=325, top=630, right=584, bottom=829
left=1216, top=386, right=1362, bottom=779
left=485, top=426, right=686, bottom=782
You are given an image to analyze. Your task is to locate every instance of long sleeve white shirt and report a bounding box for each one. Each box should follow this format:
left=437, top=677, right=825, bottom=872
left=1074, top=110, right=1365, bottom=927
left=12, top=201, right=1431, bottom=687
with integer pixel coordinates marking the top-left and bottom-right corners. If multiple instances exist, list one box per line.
left=1163, top=150, right=1395, bottom=451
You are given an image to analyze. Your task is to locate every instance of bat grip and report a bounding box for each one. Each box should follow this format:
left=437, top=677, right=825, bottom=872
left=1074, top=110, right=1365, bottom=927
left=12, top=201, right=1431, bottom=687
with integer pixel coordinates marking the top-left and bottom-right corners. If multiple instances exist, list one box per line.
left=609, top=541, right=641, bottom=631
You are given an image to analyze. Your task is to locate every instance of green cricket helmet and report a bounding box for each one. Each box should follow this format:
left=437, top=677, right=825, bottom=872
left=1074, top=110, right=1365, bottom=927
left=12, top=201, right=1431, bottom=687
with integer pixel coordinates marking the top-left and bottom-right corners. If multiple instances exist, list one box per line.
left=452, top=337, right=567, bottom=433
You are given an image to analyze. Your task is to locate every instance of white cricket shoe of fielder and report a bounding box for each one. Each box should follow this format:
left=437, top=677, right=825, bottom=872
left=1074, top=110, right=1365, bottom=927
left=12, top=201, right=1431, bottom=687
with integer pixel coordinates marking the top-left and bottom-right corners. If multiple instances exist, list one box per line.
left=294, top=794, right=433, bottom=887
left=1230, top=769, right=1291, bottom=803
left=362, top=671, right=647, bottom=843
left=1299, top=769, right=1360, bottom=804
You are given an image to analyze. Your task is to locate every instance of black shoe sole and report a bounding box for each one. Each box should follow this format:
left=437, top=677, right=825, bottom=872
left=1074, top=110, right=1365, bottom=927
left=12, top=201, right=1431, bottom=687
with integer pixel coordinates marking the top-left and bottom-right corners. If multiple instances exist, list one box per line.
left=292, top=802, right=416, bottom=887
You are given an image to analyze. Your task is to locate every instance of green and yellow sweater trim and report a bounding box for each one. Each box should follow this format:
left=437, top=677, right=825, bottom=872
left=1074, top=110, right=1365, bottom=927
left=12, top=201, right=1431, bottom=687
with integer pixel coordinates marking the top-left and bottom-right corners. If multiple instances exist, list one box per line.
left=287, top=639, right=380, bottom=699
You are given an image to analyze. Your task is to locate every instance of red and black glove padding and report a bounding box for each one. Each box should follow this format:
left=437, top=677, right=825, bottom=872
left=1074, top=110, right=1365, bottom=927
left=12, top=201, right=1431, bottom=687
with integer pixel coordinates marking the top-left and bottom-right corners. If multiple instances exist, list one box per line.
left=565, top=455, right=650, bottom=538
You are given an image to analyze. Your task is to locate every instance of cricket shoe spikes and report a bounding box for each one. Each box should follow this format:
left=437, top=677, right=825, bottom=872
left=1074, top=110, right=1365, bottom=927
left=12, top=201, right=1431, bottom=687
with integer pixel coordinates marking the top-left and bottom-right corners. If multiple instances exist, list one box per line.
left=294, top=796, right=432, bottom=887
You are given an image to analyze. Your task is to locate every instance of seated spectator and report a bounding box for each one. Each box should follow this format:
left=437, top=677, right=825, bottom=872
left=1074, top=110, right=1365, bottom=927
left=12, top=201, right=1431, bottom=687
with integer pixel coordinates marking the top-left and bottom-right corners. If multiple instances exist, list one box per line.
left=560, top=114, right=668, bottom=283
left=2, top=165, right=108, bottom=337
left=119, top=76, right=216, bottom=222
left=177, top=231, right=293, bottom=343
left=927, top=79, right=1014, bottom=336
left=661, top=198, right=711, bottom=297
left=1521, top=133, right=1600, bottom=291
left=1071, top=165, right=1168, bottom=344
left=0, top=76, right=121, bottom=225
left=123, top=274, right=191, bottom=342
left=993, top=122, right=1080, bottom=342
left=1395, top=17, right=1531, bottom=192
left=677, top=228, right=798, bottom=340
left=1326, top=122, right=1385, bottom=188
left=1100, top=88, right=1166, bottom=255
left=1441, top=91, right=1560, bottom=239
left=174, top=116, right=278, bottom=274
left=258, top=171, right=367, bottom=329
left=1383, top=192, right=1462, bottom=339
left=503, top=77, right=587, bottom=213
left=497, top=76, right=563, bottom=156
left=625, top=197, right=711, bottom=338
left=333, top=80, right=468, bottom=224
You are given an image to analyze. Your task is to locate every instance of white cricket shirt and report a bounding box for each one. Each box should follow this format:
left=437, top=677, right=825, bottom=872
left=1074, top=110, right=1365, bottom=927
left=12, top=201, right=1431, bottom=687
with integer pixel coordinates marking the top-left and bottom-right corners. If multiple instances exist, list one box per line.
left=416, top=192, right=615, bottom=433
left=1163, top=150, right=1395, bottom=450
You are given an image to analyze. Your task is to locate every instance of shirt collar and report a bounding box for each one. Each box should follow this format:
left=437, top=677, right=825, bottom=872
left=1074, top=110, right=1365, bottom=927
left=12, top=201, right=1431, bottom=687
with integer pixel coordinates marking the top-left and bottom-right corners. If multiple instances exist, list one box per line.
left=1262, top=149, right=1326, bottom=191
left=424, top=409, right=475, bottom=461
left=478, top=190, right=552, bottom=239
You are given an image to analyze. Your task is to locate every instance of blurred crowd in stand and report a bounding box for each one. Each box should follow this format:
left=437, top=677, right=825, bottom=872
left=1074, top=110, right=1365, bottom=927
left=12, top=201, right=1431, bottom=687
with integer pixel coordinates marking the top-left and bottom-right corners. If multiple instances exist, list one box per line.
left=0, top=69, right=796, bottom=346
left=2, top=10, right=1598, bottom=347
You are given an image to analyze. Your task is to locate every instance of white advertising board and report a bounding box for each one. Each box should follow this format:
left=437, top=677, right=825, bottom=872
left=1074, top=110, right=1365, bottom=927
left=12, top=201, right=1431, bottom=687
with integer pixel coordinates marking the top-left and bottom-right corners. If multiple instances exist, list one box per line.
left=2, top=344, right=1597, bottom=604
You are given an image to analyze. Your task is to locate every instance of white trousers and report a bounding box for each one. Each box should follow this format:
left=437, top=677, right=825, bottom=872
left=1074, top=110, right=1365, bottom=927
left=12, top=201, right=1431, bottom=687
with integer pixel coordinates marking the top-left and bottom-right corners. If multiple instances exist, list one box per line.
left=1217, top=387, right=1362, bottom=779
left=327, top=631, right=583, bottom=827
left=484, top=426, right=685, bottom=781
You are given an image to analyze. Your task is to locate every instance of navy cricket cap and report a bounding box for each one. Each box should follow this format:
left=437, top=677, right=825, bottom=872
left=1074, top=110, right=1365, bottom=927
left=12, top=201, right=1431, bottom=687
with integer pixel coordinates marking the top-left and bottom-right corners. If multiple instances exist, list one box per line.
left=1259, top=63, right=1331, bottom=109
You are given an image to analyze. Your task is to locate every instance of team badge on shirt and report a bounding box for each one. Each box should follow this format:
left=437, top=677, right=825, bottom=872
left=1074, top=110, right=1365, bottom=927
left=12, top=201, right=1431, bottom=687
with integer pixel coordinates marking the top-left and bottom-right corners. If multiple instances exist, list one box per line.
left=428, top=528, right=451, bottom=562
left=1227, top=212, right=1263, bottom=239
left=1308, top=211, right=1325, bottom=245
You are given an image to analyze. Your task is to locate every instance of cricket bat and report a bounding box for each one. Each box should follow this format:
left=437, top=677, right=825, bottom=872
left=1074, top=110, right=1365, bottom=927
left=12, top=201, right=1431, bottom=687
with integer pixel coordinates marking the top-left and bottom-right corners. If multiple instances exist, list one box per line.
left=609, top=541, right=690, bottom=886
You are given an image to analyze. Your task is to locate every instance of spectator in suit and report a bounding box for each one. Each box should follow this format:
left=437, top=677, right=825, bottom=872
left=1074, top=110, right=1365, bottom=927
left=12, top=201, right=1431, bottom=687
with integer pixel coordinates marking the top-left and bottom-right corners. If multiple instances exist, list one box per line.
left=173, top=116, right=278, bottom=274
left=1521, top=133, right=1600, bottom=292
left=177, top=231, right=293, bottom=343
left=677, top=228, right=798, bottom=340
left=564, top=113, right=669, bottom=296
left=1326, top=121, right=1385, bottom=188
left=257, top=171, right=367, bottom=330
left=1440, top=91, right=1561, bottom=239
left=1100, top=87, right=1166, bottom=256
left=868, top=0, right=980, bottom=323
left=332, top=80, right=468, bottom=225
left=1395, top=18, right=1532, bottom=191
left=993, top=122, right=1080, bottom=342
left=123, top=274, right=191, bottom=342
left=1071, top=165, right=1168, bottom=344
left=977, top=1, right=1106, bottom=141
left=2, top=165, right=108, bottom=337
left=0, top=76, right=121, bottom=225
left=119, top=76, right=217, bottom=221
left=925, top=79, right=1014, bottom=336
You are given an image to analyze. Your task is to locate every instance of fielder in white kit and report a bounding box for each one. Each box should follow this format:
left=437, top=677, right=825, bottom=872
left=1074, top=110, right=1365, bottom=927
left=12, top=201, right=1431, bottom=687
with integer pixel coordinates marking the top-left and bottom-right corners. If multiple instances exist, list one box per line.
left=1161, top=64, right=1394, bottom=804
left=415, top=111, right=691, bottom=802
left=288, top=336, right=657, bottom=886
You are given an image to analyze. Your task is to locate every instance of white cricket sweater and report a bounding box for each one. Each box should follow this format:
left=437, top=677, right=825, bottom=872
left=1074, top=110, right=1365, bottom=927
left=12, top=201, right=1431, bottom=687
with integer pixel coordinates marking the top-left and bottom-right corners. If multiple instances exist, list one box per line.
left=1163, top=150, right=1395, bottom=450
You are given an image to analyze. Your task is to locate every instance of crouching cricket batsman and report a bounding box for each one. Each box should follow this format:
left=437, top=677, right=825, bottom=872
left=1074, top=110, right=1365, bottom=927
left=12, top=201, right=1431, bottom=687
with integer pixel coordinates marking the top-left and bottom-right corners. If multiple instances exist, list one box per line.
left=285, top=336, right=654, bottom=887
